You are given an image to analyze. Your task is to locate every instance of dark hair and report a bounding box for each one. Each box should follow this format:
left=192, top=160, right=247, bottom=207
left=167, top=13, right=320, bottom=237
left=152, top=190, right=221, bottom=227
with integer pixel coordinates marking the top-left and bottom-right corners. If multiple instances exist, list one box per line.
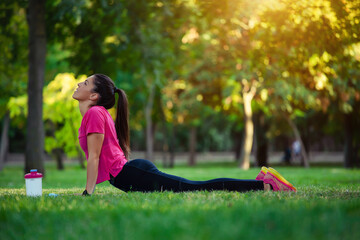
left=92, top=73, right=130, bottom=159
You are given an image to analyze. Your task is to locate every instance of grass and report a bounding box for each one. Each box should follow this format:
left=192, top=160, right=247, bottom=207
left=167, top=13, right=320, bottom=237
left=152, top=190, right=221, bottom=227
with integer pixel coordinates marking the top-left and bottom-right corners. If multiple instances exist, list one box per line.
left=1, top=162, right=360, bottom=240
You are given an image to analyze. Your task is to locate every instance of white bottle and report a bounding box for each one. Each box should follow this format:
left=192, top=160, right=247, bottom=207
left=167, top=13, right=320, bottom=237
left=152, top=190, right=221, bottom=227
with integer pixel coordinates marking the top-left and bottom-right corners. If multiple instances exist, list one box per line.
left=24, top=169, right=43, bottom=197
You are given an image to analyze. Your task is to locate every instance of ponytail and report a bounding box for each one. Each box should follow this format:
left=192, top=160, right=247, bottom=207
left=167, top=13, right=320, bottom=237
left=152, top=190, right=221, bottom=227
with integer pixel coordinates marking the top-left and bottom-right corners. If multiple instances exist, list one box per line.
left=92, top=74, right=130, bottom=159
left=115, top=88, right=130, bottom=159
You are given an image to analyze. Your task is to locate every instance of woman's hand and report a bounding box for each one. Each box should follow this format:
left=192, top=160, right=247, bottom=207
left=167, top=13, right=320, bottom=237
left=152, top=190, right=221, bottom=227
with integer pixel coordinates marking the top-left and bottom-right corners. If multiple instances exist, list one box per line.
left=86, top=133, right=104, bottom=194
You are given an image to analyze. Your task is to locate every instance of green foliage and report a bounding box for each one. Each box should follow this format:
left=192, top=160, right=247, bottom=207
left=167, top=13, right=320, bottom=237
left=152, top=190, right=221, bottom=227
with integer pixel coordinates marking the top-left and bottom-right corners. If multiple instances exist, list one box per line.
left=43, top=73, right=87, bottom=157
left=8, top=73, right=86, bottom=158
left=0, top=0, right=28, bottom=117
left=1, top=164, right=360, bottom=240
left=256, top=0, right=360, bottom=114
left=2, top=0, right=360, bottom=158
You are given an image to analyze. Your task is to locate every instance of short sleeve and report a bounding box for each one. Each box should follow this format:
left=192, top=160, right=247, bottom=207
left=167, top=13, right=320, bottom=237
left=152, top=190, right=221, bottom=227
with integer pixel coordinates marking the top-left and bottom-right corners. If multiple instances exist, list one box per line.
left=85, top=107, right=105, bottom=135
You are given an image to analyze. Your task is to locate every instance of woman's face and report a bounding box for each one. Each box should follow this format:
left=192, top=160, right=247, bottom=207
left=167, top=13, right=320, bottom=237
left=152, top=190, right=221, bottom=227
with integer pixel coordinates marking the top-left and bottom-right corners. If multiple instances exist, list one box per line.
left=72, top=76, right=96, bottom=101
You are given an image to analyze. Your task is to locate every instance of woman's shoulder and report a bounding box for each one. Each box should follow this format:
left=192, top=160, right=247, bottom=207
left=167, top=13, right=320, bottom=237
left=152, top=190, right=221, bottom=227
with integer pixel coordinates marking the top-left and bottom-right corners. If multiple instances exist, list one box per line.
left=83, top=106, right=107, bottom=120
left=87, top=106, right=106, bottom=115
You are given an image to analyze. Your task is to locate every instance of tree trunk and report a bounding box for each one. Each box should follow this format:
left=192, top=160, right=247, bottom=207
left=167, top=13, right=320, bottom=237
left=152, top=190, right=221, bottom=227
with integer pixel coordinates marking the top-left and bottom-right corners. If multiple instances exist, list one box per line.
left=344, top=113, right=355, bottom=168
left=300, top=117, right=311, bottom=155
left=169, top=148, right=175, bottom=168
left=233, top=128, right=243, bottom=162
left=0, top=112, right=10, bottom=171
left=285, top=115, right=310, bottom=168
left=69, top=114, right=85, bottom=169
left=169, top=125, right=176, bottom=168
left=48, top=121, right=65, bottom=170
left=302, top=135, right=310, bottom=156
left=162, top=142, right=169, bottom=168
left=145, top=83, right=156, bottom=161
left=161, top=122, right=169, bottom=167
left=188, top=126, right=197, bottom=166
left=77, top=147, right=86, bottom=169
left=355, top=102, right=360, bottom=168
left=254, top=111, right=269, bottom=167
left=159, top=96, right=176, bottom=168
left=52, top=148, right=64, bottom=170
left=25, top=0, right=46, bottom=175
left=159, top=96, right=170, bottom=168
left=239, top=89, right=255, bottom=170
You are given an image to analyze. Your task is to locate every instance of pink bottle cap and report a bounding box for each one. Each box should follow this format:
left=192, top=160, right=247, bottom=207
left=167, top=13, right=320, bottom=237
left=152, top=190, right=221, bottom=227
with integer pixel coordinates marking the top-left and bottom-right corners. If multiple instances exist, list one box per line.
left=24, top=169, right=43, bottom=179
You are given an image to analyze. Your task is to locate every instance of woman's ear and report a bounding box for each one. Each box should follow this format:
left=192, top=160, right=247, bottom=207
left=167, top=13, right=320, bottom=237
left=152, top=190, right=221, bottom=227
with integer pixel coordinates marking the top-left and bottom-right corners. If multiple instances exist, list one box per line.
left=89, top=92, right=99, bottom=102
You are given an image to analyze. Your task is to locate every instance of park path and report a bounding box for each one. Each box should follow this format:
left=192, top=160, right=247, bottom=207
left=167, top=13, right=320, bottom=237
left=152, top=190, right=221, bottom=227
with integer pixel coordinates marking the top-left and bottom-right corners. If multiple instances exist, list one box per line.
left=4, top=151, right=343, bottom=166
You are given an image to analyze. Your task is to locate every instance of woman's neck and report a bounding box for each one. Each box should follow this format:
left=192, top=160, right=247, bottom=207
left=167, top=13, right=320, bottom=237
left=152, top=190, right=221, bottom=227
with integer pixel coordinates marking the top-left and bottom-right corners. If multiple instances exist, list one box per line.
left=78, top=101, right=92, bottom=117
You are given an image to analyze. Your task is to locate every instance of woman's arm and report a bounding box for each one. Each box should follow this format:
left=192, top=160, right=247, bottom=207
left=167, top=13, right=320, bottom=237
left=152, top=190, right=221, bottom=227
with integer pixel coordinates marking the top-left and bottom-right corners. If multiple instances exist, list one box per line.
left=86, top=133, right=104, bottom=194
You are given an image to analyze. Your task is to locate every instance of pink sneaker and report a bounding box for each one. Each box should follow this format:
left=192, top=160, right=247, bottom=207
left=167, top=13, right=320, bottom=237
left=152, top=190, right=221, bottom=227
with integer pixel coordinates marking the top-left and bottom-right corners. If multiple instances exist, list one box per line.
left=263, top=168, right=297, bottom=192
left=255, top=166, right=268, bottom=180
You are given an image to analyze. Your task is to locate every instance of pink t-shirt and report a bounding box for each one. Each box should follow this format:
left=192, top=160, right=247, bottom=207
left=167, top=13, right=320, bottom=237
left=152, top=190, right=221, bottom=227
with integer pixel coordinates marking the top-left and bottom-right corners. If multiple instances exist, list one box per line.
left=78, top=106, right=127, bottom=184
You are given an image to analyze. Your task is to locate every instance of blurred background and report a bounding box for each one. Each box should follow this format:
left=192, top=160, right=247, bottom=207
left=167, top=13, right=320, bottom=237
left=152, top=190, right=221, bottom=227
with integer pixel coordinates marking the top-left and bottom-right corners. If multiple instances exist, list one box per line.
left=0, top=0, right=359, bottom=172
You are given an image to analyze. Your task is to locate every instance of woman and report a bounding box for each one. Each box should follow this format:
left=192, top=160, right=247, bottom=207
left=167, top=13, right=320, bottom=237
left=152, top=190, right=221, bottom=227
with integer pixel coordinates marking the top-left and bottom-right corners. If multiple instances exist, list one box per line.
left=72, top=74, right=296, bottom=196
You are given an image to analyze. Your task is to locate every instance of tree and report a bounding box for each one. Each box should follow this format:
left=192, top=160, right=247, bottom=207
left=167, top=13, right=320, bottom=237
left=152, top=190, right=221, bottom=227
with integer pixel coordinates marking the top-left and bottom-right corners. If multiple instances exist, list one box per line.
left=122, top=0, right=190, bottom=161
left=253, top=110, right=270, bottom=167
left=255, top=0, right=360, bottom=168
left=0, top=114, right=10, bottom=171
left=25, top=0, right=46, bottom=174
left=8, top=73, right=87, bottom=169
left=0, top=0, right=28, bottom=168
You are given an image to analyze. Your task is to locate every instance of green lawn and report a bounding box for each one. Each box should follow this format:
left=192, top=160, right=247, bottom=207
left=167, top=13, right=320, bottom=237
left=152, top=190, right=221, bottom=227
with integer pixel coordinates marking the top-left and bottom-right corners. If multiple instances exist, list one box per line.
left=1, top=163, right=360, bottom=240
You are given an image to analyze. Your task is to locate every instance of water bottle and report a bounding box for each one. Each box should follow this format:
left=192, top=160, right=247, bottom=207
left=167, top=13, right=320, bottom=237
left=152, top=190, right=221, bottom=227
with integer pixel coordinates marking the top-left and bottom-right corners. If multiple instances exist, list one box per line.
left=24, top=169, right=43, bottom=197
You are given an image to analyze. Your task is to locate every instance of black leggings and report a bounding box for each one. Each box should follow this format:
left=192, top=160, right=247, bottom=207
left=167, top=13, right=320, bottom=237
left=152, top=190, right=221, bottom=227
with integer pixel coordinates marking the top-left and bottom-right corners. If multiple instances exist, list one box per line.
left=109, top=159, right=264, bottom=192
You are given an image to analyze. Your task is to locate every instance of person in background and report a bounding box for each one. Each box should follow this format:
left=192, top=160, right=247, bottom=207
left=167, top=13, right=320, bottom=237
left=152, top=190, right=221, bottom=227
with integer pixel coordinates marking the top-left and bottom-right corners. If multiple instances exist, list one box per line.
left=292, top=140, right=301, bottom=162
left=282, top=139, right=292, bottom=165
